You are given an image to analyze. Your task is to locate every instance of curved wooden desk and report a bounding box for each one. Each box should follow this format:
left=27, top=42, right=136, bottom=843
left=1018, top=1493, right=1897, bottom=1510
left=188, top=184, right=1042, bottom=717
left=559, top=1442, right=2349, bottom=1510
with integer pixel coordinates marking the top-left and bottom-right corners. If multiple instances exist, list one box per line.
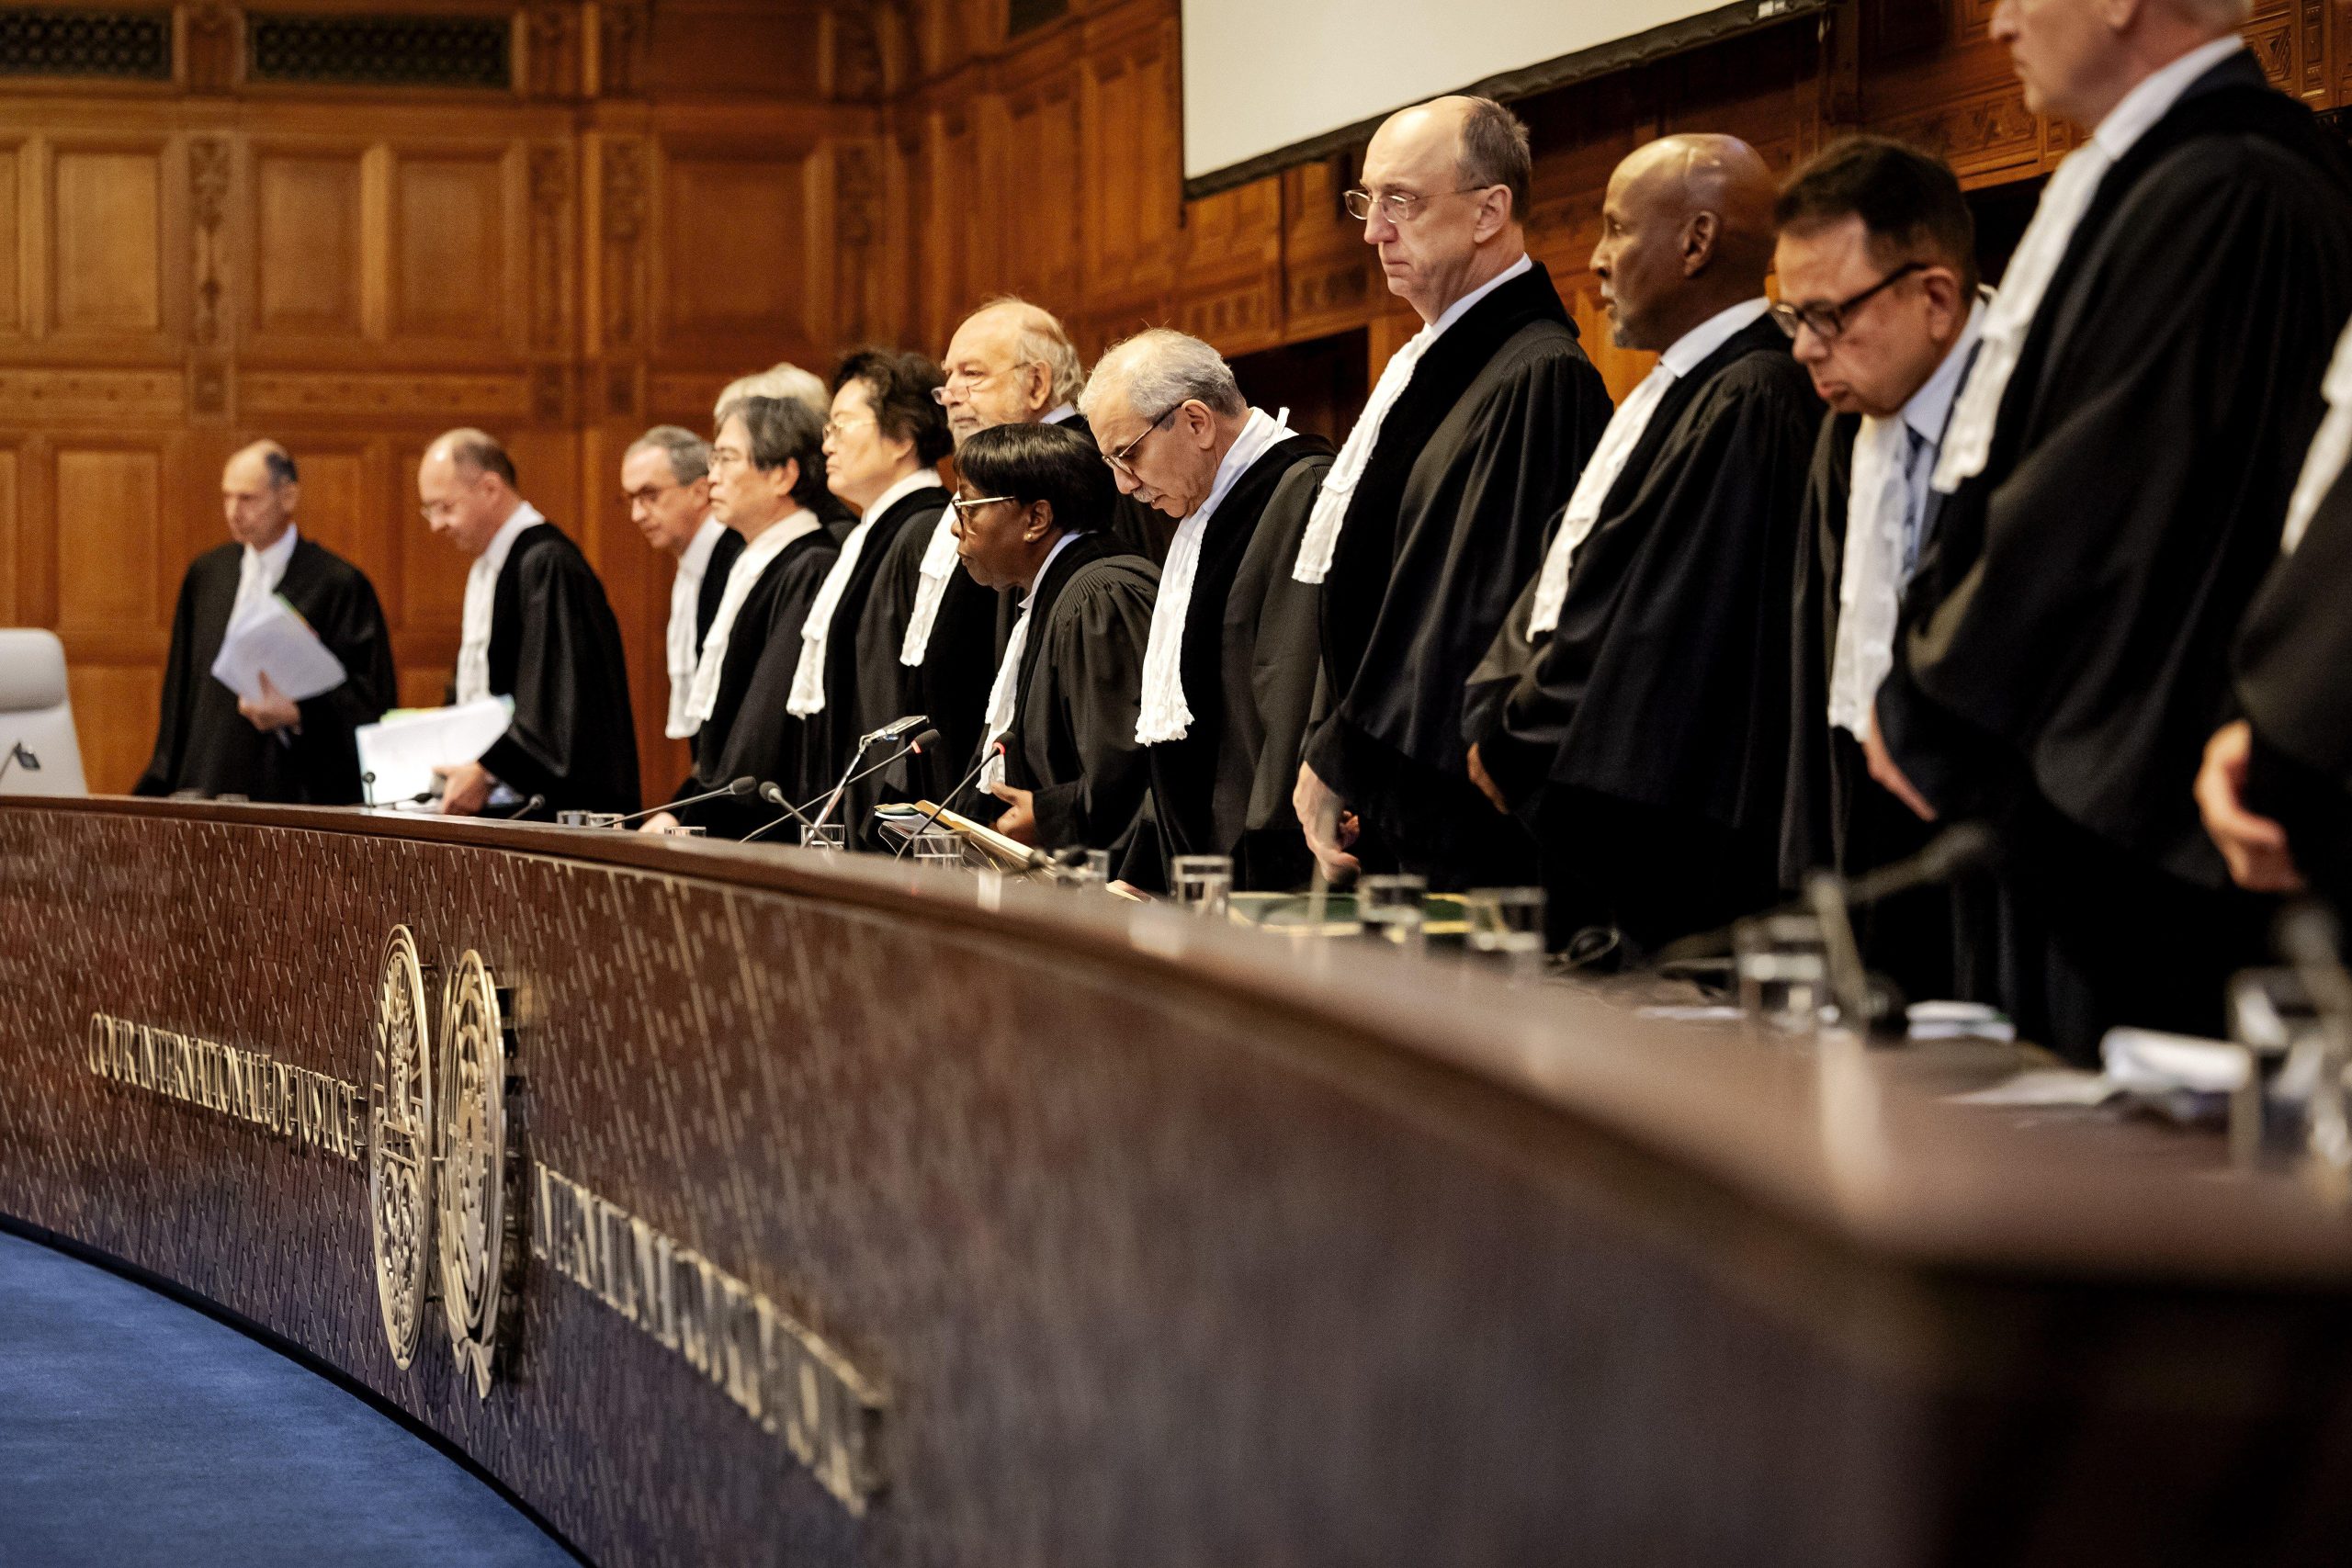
left=3, top=796, right=2349, bottom=1566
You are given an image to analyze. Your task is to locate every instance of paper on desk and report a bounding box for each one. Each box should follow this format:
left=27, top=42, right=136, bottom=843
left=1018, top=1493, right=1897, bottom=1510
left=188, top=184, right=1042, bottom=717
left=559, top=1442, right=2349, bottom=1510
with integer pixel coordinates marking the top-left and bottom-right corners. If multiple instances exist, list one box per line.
left=355, top=697, right=513, bottom=804
left=209, top=593, right=346, bottom=703
left=1946, top=1070, right=2118, bottom=1109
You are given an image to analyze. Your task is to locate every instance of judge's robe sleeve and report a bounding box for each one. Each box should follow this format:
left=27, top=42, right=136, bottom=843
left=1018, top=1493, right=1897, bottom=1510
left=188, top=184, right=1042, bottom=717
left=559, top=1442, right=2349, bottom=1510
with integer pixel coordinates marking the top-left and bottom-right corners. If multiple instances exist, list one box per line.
left=477, top=550, right=631, bottom=807
left=290, top=571, right=396, bottom=799
left=133, top=568, right=207, bottom=795
left=2237, top=466, right=2352, bottom=896
left=1307, top=348, right=1614, bottom=794
left=1779, top=417, right=1856, bottom=889
left=1466, top=363, right=1820, bottom=825
left=1225, top=461, right=1331, bottom=849
left=1027, top=568, right=1159, bottom=853
left=1878, top=142, right=2352, bottom=846
left=687, top=556, right=835, bottom=838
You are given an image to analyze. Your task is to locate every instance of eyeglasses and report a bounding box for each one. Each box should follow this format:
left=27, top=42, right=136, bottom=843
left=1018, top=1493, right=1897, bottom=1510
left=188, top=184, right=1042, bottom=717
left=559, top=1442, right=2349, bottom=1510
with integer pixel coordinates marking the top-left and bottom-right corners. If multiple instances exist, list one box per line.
left=1769, top=261, right=1926, bottom=344
left=822, top=413, right=875, bottom=442
left=948, top=493, right=1017, bottom=520
left=932, top=362, right=1042, bottom=404
left=1103, top=403, right=1180, bottom=482
left=1342, top=186, right=1495, bottom=224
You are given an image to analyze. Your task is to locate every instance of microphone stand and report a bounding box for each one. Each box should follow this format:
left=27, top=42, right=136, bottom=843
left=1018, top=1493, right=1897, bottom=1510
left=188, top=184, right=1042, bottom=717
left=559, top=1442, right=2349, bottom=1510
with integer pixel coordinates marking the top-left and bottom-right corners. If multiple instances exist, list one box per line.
left=741, top=733, right=935, bottom=844
left=896, top=743, right=1001, bottom=861
left=597, top=775, right=757, bottom=829
left=809, top=715, right=932, bottom=836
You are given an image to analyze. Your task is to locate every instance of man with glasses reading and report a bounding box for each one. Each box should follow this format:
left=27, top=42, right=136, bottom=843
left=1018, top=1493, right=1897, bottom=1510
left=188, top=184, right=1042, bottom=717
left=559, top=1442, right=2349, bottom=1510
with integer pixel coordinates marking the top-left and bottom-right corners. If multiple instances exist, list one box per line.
left=1767, top=137, right=1988, bottom=1001
left=1290, top=95, right=1613, bottom=891
left=420, top=428, right=638, bottom=818
left=1463, top=134, right=1821, bottom=957
left=1080, top=328, right=1336, bottom=889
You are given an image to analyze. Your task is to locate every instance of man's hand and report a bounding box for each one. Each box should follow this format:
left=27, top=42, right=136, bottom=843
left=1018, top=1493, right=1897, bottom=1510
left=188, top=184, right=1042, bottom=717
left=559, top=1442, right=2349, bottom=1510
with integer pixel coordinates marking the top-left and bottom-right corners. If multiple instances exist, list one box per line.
left=435, top=760, right=494, bottom=817
left=988, top=781, right=1037, bottom=845
left=1863, top=709, right=1938, bottom=822
left=1465, top=742, right=1510, bottom=815
left=238, top=671, right=300, bottom=734
left=637, top=811, right=681, bottom=834
left=2196, top=720, right=2305, bottom=894
left=1293, top=761, right=1361, bottom=882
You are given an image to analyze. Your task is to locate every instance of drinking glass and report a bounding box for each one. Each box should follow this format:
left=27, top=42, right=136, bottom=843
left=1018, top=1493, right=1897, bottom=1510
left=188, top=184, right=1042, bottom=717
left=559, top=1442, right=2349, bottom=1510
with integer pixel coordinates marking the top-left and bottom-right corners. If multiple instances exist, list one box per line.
left=911, top=828, right=962, bottom=870
left=1464, top=886, right=1547, bottom=980
left=1360, top=874, right=1427, bottom=953
left=1171, top=854, right=1233, bottom=919
left=800, top=822, right=848, bottom=852
left=1734, top=912, right=1829, bottom=1033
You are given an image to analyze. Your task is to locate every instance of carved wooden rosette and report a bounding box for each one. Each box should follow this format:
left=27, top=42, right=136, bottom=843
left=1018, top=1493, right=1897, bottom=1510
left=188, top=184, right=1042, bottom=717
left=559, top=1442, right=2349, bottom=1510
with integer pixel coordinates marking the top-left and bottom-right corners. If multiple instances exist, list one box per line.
left=436, top=948, right=521, bottom=1399
left=368, top=925, right=435, bottom=1370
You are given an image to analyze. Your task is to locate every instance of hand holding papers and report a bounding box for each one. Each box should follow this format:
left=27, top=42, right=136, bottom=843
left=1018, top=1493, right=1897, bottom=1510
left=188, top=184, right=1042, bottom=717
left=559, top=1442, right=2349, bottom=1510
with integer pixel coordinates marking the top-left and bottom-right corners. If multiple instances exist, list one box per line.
left=355, top=697, right=514, bottom=807
left=209, top=593, right=347, bottom=707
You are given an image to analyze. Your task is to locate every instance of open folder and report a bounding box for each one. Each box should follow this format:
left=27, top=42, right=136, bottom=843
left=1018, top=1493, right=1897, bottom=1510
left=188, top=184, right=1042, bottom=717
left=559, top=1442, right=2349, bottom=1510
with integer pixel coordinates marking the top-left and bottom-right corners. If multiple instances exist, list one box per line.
left=872, top=802, right=1041, bottom=871
left=208, top=593, right=347, bottom=705
left=354, top=697, right=514, bottom=806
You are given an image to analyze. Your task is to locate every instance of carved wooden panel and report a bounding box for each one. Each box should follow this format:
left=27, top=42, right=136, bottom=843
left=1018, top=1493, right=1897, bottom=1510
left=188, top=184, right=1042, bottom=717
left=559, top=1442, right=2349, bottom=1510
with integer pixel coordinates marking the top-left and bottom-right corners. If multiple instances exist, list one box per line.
left=50, top=144, right=163, bottom=334
left=0, top=446, right=16, bottom=620
left=52, top=444, right=163, bottom=636
left=655, top=145, right=811, bottom=353
left=252, top=148, right=366, bottom=340
left=0, top=142, right=19, bottom=333
left=1078, top=24, right=1177, bottom=307
left=994, top=77, right=1080, bottom=306
left=389, top=150, right=513, bottom=344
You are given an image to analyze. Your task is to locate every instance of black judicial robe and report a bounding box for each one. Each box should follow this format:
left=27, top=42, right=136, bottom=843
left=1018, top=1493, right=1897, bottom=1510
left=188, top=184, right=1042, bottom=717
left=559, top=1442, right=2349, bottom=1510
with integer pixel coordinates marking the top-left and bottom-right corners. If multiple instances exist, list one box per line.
left=1001, top=532, right=1159, bottom=856
left=695, top=525, right=746, bottom=652
left=1143, top=433, right=1335, bottom=890
left=1779, top=415, right=1964, bottom=1000
left=2236, top=467, right=2352, bottom=911
left=804, top=484, right=943, bottom=794
left=852, top=494, right=999, bottom=817
left=673, top=525, right=839, bottom=839
left=1876, top=52, right=2352, bottom=1055
left=464, top=523, right=639, bottom=818
left=1304, top=262, right=1614, bottom=888
left=1465, top=316, right=1821, bottom=953
left=134, top=537, right=395, bottom=805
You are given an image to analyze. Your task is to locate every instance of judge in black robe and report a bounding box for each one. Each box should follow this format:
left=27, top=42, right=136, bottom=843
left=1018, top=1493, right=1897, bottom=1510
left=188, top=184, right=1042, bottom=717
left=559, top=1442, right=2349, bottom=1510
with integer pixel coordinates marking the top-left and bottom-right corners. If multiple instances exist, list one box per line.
left=696, top=527, right=745, bottom=649
left=797, top=350, right=956, bottom=835
left=1292, top=106, right=1613, bottom=891
left=1466, top=310, right=1821, bottom=954
left=666, top=395, right=842, bottom=838
left=1078, top=327, right=1336, bottom=889
left=955, top=422, right=1159, bottom=858
left=853, top=489, right=998, bottom=816
left=1870, top=40, right=2352, bottom=1058
left=422, top=430, right=638, bottom=818
left=137, top=446, right=394, bottom=804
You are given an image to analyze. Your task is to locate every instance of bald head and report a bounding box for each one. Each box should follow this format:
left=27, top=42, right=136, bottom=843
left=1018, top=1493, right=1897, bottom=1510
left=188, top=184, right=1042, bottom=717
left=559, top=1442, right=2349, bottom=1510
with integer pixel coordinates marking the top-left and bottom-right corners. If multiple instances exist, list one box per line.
left=939, top=296, right=1085, bottom=446
left=221, top=440, right=299, bottom=549
left=1358, top=95, right=1532, bottom=322
left=1590, top=133, right=1778, bottom=352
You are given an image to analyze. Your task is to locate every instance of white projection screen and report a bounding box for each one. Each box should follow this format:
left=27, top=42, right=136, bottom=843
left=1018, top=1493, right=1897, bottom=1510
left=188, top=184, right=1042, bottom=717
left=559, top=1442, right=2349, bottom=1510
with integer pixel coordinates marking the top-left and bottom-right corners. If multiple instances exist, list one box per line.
left=1181, top=0, right=1823, bottom=196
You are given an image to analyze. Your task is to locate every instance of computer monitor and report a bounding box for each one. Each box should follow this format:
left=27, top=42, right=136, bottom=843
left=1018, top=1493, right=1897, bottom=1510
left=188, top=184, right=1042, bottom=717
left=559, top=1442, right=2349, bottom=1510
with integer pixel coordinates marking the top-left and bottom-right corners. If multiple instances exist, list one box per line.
left=0, top=629, right=89, bottom=796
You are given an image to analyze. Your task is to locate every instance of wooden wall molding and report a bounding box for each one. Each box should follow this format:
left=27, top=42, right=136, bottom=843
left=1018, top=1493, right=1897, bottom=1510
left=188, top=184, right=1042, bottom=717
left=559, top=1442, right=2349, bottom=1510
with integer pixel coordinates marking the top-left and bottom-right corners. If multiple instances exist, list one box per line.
left=240, top=370, right=532, bottom=419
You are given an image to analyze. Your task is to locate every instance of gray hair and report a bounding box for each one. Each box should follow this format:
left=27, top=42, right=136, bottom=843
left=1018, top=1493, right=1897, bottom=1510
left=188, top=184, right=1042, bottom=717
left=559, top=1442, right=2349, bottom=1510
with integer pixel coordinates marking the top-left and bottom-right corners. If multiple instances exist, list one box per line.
left=1080, top=328, right=1247, bottom=424
left=713, top=362, right=829, bottom=428
left=626, top=424, right=710, bottom=485
left=1457, top=96, right=1532, bottom=222
left=976, top=296, right=1088, bottom=409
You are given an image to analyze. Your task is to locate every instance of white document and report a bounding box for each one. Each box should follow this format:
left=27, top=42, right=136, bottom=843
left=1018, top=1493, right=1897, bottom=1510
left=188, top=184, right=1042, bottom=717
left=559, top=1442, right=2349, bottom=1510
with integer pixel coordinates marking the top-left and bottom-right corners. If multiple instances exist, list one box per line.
left=209, top=594, right=347, bottom=704
left=1946, top=1070, right=2118, bottom=1109
left=355, top=697, right=514, bottom=805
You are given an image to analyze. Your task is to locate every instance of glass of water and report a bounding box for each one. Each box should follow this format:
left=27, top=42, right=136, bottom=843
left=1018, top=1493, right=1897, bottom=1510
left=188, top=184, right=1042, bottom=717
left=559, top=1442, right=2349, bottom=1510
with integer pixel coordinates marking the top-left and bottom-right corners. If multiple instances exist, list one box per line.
left=800, top=822, right=848, bottom=852
left=1063, top=848, right=1114, bottom=890
left=1360, top=874, right=1428, bottom=953
left=1464, top=886, right=1547, bottom=979
left=1171, top=854, right=1233, bottom=919
left=1733, top=912, right=1829, bottom=1033
left=911, top=828, right=962, bottom=870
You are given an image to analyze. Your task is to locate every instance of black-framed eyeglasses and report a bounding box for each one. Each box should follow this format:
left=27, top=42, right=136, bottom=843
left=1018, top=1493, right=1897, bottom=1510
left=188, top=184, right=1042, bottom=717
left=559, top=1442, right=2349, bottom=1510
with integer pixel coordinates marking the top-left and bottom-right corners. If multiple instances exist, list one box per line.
left=1103, top=403, right=1180, bottom=482
left=1769, top=261, right=1927, bottom=344
left=1342, top=186, right=1495, bottom=224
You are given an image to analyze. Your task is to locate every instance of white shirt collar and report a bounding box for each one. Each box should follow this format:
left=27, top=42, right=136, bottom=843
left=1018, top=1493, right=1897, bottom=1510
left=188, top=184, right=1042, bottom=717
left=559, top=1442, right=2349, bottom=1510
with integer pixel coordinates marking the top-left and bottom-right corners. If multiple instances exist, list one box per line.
left=2093, top=34, right=2245, bottom=162
left=677, top=513, right=724, bottom=578
left=476, top=501, right=545, bottom=580
left=1429, top=252, right=1532, bottom=341
left=245, top=522, right=300, bottom=584
left=1903, top=293, right=1990, bottom=447
left=1020, top=530, right=1082, bottom=611
left=1042, top=403, right=1080, bottom=426
left=1659, top=296, right=1773, bottom=378
left=859, top=468, right=944, bottom=524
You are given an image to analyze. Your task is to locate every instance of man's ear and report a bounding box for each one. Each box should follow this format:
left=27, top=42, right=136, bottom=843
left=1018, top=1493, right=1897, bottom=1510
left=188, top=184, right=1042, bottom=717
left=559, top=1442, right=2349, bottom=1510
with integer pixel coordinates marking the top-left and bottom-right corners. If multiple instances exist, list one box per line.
left=1918, top=265, right=1966, bottom=340
left=1471, top=186, right=1514, bottom=243
left=773, top=457, right=799, bottom=502
left=1682, top=210, right=1721, bottom=276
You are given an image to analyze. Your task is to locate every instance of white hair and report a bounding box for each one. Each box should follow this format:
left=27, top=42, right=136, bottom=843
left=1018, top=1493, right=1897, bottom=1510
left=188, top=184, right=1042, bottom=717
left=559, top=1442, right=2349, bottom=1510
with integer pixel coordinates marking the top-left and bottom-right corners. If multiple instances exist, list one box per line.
left=712, top=362, right=829, bottom=428
left=971, top=296, right=1087, bottom=409
left=1080, top=328, right=1246, bottom=423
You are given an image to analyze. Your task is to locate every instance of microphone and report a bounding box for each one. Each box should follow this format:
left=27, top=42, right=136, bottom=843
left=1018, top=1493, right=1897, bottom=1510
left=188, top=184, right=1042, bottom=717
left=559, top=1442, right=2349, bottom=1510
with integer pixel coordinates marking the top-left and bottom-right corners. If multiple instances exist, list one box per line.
left=860, top=712, right=930, bottom=746
left=488, top=792, right=546, bottom=821
left=360, top=769, right=377, bottom=807
left=0, top=740, right=38, bottom=785
left=742, top=731, right=940, bottom=844
left=601, top=775, right=757, bottom=829
left=896, top=741, right=1001, bottom=861
left=1657, top=821, right=2003, bottom=966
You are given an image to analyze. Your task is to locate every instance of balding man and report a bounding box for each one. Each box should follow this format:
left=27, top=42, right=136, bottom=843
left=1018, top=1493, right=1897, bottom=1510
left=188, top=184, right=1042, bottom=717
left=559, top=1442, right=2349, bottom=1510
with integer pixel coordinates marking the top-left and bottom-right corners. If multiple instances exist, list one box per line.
left=1080, top=329, right=1335, bottom=888
left=1291, top=96, right=1613, bottom=890
left=135, top=441, right=395, bottom=804
left=937, top=296, right=1160, bottom=561
left=1865, top=0, right=2352, bottom=1059
left=1464, top=134, right=1822, bottom=955
left=419, top=429, right=638, bottom=818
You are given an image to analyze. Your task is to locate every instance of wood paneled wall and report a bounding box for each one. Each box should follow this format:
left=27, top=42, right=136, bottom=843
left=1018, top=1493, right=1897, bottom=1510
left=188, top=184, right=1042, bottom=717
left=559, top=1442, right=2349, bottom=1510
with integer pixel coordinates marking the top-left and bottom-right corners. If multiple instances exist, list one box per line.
left=6, top=0, right=2346, bottom=799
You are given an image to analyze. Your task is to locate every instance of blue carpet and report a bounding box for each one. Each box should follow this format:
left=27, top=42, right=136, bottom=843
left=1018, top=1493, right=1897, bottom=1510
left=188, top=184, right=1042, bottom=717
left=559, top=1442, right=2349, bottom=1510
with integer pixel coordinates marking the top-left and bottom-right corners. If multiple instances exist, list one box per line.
left=0, top=1229, right=574, bottom=1567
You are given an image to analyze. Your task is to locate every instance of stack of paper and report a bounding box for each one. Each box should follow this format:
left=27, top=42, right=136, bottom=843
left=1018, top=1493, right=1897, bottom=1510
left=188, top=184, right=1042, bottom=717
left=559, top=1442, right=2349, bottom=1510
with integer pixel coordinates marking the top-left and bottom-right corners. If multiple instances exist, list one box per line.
left=355, top=697, right=514, bottom=806
left=208, top=593, right=347, bottom=704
